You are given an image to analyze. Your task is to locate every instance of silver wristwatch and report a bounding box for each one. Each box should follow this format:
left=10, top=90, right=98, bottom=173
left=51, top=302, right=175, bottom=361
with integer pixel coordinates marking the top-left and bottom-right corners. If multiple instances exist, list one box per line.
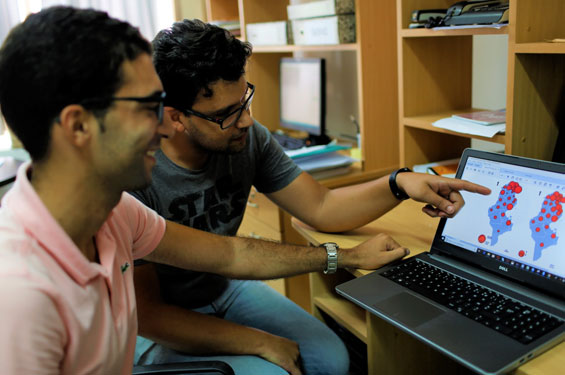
left=320, top=242, right=338, bottom=274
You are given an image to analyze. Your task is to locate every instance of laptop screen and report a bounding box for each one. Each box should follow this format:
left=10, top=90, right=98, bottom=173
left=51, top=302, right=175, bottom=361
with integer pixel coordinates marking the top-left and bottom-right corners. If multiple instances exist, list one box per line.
left=433, top=149, right=565, bottom=298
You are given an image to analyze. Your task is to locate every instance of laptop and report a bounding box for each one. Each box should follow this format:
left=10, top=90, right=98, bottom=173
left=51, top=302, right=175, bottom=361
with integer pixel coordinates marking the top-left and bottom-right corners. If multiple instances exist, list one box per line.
left=336, top=148, right=565, bottom=374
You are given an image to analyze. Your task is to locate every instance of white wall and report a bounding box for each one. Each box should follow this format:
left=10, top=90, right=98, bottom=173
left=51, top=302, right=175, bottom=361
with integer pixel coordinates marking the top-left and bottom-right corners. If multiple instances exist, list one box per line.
left=471, top=34, right=508, bottom=152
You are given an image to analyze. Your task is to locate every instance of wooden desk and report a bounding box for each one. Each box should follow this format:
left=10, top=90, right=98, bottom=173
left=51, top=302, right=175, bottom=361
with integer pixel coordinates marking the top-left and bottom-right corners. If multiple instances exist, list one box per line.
left=292, top=200, right=565, bottom=375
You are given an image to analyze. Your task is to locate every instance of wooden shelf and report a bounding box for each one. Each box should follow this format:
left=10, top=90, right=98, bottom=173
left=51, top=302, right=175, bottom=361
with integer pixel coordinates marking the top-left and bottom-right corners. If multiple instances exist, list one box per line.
left=402, top=111, right=506, bottom=144
left=400, top=26, right=508, bottom=38
left=252, top=43, right=359, bottom=53
left=513, top=42, right=565, bottom=54
left=313, top=296, right=367, bottom=343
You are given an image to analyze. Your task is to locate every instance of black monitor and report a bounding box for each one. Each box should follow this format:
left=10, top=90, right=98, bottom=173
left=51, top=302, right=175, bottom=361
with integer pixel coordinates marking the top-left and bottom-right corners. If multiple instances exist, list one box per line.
left=279, top=57, right=330, bottom=145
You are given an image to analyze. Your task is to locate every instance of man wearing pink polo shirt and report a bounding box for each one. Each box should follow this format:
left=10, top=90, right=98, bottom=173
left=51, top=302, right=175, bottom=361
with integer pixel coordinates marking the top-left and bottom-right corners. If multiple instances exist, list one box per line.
left=0, top=6, right=427, bottom=375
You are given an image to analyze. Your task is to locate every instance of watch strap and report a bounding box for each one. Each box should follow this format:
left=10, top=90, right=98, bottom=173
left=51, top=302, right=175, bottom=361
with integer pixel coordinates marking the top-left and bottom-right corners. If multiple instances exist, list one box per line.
left=389, top=167, right=412, bottom=201
left=320, top=242, right=338, bottom=274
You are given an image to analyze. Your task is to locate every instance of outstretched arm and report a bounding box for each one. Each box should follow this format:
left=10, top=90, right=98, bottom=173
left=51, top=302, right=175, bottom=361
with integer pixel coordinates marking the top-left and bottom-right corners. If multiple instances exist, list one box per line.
left=146, top=220, right=409, bottom=280
left=266, top=171, right=491, bottom=233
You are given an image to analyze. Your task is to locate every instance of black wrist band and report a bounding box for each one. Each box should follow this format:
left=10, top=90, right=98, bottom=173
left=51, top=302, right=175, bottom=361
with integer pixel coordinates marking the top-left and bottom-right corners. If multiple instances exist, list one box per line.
left=389, top=167, right=412, bottom=201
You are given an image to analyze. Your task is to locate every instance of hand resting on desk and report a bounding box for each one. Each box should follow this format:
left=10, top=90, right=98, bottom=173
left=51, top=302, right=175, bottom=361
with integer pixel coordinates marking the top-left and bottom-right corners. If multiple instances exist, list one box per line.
left=345, top=233, right=410, bottom=270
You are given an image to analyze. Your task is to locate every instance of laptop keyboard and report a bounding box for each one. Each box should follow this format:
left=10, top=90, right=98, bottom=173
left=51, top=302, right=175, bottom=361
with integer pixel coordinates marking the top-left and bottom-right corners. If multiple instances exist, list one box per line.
left=382, top=259, right=564, bottom=345
left=272, top=132, right=306, bottom=150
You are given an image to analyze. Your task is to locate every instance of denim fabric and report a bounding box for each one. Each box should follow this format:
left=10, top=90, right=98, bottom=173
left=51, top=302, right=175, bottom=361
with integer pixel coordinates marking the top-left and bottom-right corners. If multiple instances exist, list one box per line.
left=135, top=279, right=349, bottom=375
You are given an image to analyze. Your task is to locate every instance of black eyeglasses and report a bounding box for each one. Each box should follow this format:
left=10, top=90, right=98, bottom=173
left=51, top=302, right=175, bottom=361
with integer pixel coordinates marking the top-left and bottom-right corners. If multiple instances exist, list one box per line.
left=80, top=91, right=167, bottom=124
left=182, top=82, right=255, bottom=130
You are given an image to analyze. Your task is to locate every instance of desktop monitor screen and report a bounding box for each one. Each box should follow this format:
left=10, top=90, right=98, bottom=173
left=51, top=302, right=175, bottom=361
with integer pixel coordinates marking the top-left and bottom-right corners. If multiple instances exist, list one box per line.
left=279, top=57, right=325, bottom=136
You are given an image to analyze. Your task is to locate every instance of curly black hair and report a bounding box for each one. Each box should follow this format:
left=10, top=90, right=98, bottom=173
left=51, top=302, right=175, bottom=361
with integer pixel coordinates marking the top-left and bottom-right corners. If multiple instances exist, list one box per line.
left=152, top=19, right=252, bottom=111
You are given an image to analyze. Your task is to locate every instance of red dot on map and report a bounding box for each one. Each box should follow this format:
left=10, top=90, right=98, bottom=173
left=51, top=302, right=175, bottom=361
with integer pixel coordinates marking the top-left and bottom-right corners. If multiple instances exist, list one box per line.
left=501, top=190, right=505, bottom=195
left=541, top=243, right=544, bottom=247
left=552, top=216, right=558, bottom=222
left=506, top=220, right=511, bottom=226
left=478, top=235, right=486, bottom=243
left=507, top=204, right=513, bottom=210
left=518, top=250, right=525, bottom=257
left=544, top=201, right=548, bottom=205
left=497, top=229, right=500, bottom=232
left=539, top=216, right=544, bottom=221
left=531, top=220, right=535, bottom=223
left=502, top=213, right=505, bottom=217
left=497, top=205, right=500, bottom=209
left=515, top=186, right=522, bottom=193
left=494, top=215, right=497, bottom=219
left=547, top=213, right=551, bottom=218
left=545, top=225, right=549, bottom=229
left=507, top=196, right=511, bottom=200
left=542, top=208, right=546, bottom=213
left=551, top=233, right=556, bottom=238
left=536, top=227, right=540, bottom=232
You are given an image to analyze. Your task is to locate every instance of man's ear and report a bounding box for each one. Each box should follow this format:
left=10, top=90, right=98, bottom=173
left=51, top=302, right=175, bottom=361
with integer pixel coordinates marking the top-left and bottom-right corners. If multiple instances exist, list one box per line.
left=56, top=104, right=94, bottom=147
left=164, top=106, right=187, bottom=133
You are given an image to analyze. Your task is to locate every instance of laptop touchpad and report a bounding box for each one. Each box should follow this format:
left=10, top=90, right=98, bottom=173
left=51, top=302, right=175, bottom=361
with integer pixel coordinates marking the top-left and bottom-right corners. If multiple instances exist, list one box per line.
left=375, top=292, right=445, bottom=327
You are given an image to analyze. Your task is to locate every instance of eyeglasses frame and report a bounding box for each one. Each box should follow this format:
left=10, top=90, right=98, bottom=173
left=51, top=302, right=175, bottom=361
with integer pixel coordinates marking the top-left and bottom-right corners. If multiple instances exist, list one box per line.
left=181, top=82, right=255, bottom=130
left=80, top=91, right=167, bottom=124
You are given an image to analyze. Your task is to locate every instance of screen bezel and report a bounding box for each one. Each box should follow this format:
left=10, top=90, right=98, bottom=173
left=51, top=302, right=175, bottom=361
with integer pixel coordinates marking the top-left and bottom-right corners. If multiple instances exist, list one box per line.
left=279, top=57, right=326, bottom=136
left=431, top=148, right=565, bottom=300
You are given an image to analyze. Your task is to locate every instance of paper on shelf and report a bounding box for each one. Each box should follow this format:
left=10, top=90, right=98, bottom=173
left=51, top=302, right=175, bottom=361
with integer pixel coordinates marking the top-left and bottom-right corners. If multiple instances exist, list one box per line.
left=432, top=117, right=505, bottom=138
left=433, top=23, right=508, bottom=30
left=292, top=151, right=355, bottom=173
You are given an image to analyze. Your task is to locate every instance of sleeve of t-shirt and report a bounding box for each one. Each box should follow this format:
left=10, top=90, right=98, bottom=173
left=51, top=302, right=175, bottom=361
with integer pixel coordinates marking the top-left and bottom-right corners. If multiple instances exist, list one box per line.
left=251, top=122, right=303, bottom=194
left=0, top=278, right=66, bottom=374
left=119, top=192, right=166, bottom=260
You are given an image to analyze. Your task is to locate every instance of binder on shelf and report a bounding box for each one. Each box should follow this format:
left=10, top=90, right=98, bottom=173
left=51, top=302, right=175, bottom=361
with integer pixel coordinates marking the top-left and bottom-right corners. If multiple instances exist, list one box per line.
left=287, top=0, right=355, bottom=20
left=246, top=21, right=291, bottom=46
left=291, top=14, right=355, bottom=45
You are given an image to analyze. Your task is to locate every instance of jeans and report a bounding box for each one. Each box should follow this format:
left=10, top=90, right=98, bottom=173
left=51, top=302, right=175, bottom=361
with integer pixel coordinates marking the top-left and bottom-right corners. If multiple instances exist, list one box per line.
left=135, top=279, right=349, bottom=375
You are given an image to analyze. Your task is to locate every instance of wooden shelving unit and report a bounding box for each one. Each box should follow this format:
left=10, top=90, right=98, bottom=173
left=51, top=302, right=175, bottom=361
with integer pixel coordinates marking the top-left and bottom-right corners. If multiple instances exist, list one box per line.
left=204, top=0, right=399, bottom=173
left=397, top=0, right=565, bottom=167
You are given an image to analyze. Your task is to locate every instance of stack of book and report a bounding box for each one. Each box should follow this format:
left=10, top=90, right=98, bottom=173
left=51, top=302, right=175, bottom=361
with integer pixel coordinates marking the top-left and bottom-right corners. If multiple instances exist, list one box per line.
left=287, top=143, right=356, bottom=180
left=432, top=109, right=506, bottom=138
left=287, top=0, right=355, bottom=45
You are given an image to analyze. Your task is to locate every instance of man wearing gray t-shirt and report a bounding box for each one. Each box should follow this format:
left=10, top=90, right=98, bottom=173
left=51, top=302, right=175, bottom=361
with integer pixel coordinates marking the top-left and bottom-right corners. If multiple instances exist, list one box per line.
left=131, top=20, right=489, bottom=375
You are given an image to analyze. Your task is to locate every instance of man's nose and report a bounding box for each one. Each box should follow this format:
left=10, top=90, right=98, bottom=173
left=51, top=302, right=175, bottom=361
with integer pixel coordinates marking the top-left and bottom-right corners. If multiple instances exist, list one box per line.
left=235, top=109, right=253, bottom=129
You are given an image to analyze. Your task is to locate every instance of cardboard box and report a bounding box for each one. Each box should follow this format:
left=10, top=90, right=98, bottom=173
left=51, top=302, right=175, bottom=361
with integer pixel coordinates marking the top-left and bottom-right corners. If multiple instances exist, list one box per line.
left=287, top=0, right=355, bottom=20
left=246, top=21, right=291, bottom=46
left=292, top=14, right=355, bottom=45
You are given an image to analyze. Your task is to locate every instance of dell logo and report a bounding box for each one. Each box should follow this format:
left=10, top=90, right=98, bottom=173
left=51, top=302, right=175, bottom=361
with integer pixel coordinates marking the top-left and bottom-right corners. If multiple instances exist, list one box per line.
left=499, top=265, right=509, bottom=272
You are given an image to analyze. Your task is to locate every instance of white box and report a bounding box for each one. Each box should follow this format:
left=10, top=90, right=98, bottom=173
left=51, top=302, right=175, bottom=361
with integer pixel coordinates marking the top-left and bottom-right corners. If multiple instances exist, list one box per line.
left=287, top=0, right=355, bottom=20
left=246, top=21, right=289, bottom=46
left=291, top=14, right=355, bottom=45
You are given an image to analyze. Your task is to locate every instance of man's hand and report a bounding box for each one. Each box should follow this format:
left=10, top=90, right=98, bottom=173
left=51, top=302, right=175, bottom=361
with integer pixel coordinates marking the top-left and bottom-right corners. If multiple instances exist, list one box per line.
left=344, top=233, right=409, bottom=270
left=396, top=172, right=491, bottom=218
left=258, top=333, right=302, bottom=375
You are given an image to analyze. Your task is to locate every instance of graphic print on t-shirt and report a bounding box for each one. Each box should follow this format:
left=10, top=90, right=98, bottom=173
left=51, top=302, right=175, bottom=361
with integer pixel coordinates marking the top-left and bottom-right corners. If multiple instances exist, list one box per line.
left=166, top=174, right=247, bottom=231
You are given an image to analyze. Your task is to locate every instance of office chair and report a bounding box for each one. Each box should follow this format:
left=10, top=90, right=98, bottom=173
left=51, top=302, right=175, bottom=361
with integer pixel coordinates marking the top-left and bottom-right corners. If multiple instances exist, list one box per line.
left=132, top=360, right=234, bottom=375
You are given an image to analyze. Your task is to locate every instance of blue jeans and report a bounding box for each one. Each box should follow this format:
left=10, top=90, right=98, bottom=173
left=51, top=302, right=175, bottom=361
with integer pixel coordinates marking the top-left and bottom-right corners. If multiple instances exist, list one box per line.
left=135, top=279, right=349, bottom=375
